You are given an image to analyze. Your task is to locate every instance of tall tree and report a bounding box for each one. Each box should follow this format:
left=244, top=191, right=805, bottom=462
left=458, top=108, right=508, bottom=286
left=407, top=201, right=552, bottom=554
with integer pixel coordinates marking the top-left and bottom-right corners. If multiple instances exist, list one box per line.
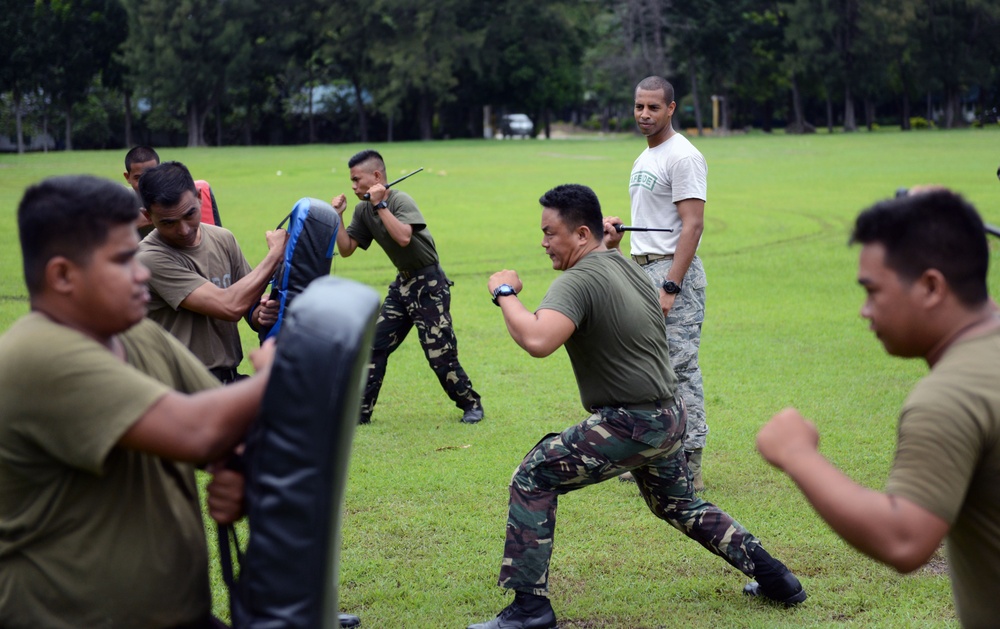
left=34, top=0, right=128, bottom=151
left=367, top=0, right=485, bottom=140
left=122, top=0, right=254, bottom=147
left=0, top=0, right=44, bottom=153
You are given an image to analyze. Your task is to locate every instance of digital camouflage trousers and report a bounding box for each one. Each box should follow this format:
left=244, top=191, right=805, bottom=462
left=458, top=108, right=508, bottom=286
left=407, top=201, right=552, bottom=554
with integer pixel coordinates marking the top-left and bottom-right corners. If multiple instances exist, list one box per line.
left=498, top=400, right=761, bottom=596
left=361, top=268, right=480, bottom=420
left=641, top=255, right=707, bottom=451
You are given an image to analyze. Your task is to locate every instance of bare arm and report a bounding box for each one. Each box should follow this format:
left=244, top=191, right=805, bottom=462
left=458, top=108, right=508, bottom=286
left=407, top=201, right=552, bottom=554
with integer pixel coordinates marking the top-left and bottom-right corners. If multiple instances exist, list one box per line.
left=332, top=194, right=360, bottom=257
left=659, top=198, right=704, bottom=316
left=180, top=229, right=288, bottom=322
left=368, top=185, right=412, bottom=247
left=757, top=407, right=949, bottom=573
left=118, top=341, right=275, bottom=465
left=488, top=270, right=575, bottom=358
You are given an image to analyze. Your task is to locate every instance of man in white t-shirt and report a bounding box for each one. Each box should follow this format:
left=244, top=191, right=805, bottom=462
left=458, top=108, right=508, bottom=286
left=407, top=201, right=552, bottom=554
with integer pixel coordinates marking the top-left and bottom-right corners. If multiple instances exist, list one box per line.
left=607, top=75, right=709, bottom=490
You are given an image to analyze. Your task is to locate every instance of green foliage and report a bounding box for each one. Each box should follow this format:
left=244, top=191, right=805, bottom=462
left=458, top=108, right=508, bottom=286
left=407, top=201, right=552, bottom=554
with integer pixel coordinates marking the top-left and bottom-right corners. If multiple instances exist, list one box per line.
left=910, top=116, right=935, bottom=130
left=3, top=130, right=1000, bottom=625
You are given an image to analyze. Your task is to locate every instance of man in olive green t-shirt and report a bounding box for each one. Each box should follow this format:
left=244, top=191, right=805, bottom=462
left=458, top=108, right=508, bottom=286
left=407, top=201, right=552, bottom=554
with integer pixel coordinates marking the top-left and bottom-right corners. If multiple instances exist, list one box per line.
left=0, top=175, right=273, bottom=628
left=138, top=161, right=287, bottom=383
left=468, top=184, right=805, bottom=629
left=332, top=149, right=482, bottom=424
left=757, top=188, right=1000, bottom=628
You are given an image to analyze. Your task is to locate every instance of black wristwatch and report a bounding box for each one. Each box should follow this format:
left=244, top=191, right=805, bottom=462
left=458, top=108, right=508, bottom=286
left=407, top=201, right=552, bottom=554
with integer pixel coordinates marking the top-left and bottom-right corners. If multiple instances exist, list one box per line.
left=374, top=199, right=389, bottom=210
left=491, top=284, right=517, bottom=306
left=662, top=280, right=682, bottom=295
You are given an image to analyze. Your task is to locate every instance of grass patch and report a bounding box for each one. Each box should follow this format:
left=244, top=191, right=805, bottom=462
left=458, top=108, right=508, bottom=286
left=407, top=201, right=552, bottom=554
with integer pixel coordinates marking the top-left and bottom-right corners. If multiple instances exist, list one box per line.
left=3, top=129, right=998, bottom=627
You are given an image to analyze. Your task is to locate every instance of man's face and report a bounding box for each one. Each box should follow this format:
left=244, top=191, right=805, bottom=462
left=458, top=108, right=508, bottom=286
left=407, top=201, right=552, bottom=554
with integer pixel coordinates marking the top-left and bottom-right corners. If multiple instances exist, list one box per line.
left=349, top=163, right=381, bottom=200
left=124, top=159, right=159, bottom=193
left=857, top=243, right=927, bottom=358
left=145, top=189, right=202, bottom=249
left=74, top=222, right=151, bottom=336
left=634, top=88, right=675, bottom=140
left=541, top=207, right=582, bottom=271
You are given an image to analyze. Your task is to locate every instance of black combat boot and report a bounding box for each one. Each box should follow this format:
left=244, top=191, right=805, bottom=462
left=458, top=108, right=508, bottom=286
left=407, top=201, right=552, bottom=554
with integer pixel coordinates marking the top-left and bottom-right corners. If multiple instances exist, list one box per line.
left=742, top=545, right=807, bottom=606
left=467, top=591, right=557, bottom=629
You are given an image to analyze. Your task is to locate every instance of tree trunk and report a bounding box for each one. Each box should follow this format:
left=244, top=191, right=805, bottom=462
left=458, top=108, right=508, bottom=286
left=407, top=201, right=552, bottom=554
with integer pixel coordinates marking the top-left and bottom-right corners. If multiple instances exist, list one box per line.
left=543, top=109, right=551, bottom=139
left=187, top=104, right=206, bottom=147
left=790, top=73, right=805, bottom=131
left=418, top=93, right=432, bottom=140
left=689, top=53, right=703, bottom=136
left=216, top=102, right=223, bottom=147
left=14, top=89, right=25, bottom=154
left=308, top=83, right=317, bottom=144
left=843, top=84, right=856, bottom=132
left=825, top=92, right=834, bottom=133
left=944, top=88, right=960, bottom=128
left=351, top=77, right=368, bottom=142
left=64, top=103, right=73, bottom=151
left=124, top=92, right=134, bottom=148
left=864, top=98, right=873, bottom=131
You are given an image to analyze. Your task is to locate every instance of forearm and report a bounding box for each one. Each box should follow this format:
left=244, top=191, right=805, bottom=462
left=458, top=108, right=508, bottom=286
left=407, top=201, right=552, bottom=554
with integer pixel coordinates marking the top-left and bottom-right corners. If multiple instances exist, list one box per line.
left=121, top=376, right=267, bottom=464
left=207, top=253, right=282, bottom=321
left=378, top=209, right=412, bottom=247
left=667, top=224, right=701, bottom=283
left=336, top=228, right=357, bottom=257
left=781, top=450, right=942, bottom=572
left=501, top=299, right=545, bottom=356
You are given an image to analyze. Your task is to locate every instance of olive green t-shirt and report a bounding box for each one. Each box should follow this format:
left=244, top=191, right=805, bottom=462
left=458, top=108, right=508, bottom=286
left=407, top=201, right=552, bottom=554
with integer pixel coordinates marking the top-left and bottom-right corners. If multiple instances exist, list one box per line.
left=139, top=223, right=252, bottom=370
left=538, top=249, right=677, bottom=411
left=346, top=190, right=439, bottom=272
left=0, top=315, right=219, bottom=628
left=885, top=327, right=1000, bottom=628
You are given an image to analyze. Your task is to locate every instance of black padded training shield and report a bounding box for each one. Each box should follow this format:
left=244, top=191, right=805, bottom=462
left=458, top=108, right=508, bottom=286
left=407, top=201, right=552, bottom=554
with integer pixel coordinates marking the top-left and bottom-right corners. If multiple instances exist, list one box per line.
left=259, top=198, right=340, bottom=342
left=231, top=276, right=379, bottom=629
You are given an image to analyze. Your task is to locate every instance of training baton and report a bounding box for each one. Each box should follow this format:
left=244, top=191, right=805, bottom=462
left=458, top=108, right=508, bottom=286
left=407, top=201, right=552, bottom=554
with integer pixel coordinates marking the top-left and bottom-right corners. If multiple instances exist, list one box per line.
left=363, top=167, right=424, bottom=200
left=614, top=224, right=674, bottom=233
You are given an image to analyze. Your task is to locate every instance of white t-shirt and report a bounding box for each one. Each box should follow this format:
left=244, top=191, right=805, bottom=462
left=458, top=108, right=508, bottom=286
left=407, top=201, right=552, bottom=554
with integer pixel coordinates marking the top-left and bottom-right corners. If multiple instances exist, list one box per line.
left=628, top=133, right=707, bottom=255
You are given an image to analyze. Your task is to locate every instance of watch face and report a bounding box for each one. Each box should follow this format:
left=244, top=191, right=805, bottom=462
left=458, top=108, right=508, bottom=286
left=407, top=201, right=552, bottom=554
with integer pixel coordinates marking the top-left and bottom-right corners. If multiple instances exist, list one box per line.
left=663, top=281, right=681, bottom=294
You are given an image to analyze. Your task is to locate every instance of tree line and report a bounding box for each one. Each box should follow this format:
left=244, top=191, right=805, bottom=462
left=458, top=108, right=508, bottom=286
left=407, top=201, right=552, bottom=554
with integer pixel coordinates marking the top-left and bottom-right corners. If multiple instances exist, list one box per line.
left=2, top=0, right=999, bottom=152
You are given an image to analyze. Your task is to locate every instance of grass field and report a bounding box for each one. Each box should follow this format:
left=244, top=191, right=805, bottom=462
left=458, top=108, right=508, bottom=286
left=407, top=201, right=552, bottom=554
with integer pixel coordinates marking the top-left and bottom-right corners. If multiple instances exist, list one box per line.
left=2, top=128, right=999, bottom=628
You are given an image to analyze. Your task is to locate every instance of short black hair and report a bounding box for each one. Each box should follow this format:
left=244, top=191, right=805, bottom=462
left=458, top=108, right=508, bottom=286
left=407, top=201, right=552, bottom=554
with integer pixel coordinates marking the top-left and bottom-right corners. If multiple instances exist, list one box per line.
left=124, top=145, right=160, bottom=172
left=636, top=76, right=674, bottom=104
left=348, top=149, right=386, bottom=175
left=18, top=175, right=140, bottom=296
left=138, top=161, right=198, bottom=212
left=538, top=184, right=603, bottom=241
left=850, top=189, right=989, bottom=306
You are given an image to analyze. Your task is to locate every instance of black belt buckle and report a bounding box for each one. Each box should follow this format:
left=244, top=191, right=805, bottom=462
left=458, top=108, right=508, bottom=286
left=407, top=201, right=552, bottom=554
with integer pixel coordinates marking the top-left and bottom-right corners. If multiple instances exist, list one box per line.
left=399, top=263, right=438, bottom=281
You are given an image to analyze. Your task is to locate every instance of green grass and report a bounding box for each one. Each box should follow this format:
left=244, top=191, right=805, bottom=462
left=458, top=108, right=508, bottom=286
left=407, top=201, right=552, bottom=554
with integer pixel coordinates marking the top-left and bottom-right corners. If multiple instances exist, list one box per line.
left=3, top=129, right=1000, bottom=627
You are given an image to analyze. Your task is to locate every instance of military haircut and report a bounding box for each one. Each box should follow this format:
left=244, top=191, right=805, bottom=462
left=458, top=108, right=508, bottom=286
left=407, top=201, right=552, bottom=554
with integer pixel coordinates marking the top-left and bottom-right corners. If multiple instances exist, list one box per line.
left=138, top=161, right=198, bottom=212
left=538, top=184, right=604, bottom=242
left=18, top=175, right=140, bottom=296
left=124, top=145, right=160, bottom=173
left=636, top=76, right=675, bottom=105
left=851, top=189, right=989, bottom=306
left=348, top=149, right=386, bottom=176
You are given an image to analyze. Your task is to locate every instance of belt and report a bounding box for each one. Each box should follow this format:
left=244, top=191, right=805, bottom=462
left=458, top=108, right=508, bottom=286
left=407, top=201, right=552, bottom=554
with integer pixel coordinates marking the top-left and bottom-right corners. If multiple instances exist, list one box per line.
left=631, top=253, right=673, bottom=266
left=398, top=263, right=440, bottom=281
left=210, top=366, right=241, bottom=384
left=612, top=399, right=669, bottom=412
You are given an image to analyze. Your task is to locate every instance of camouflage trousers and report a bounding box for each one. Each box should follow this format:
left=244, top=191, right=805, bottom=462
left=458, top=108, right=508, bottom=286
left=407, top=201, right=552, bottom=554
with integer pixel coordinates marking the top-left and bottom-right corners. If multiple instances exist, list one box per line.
left=361, top=267, right=480, bottom=419
left=498, top=400, right=760, bottom=596
left=640, top=255, right=707, bottom=451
